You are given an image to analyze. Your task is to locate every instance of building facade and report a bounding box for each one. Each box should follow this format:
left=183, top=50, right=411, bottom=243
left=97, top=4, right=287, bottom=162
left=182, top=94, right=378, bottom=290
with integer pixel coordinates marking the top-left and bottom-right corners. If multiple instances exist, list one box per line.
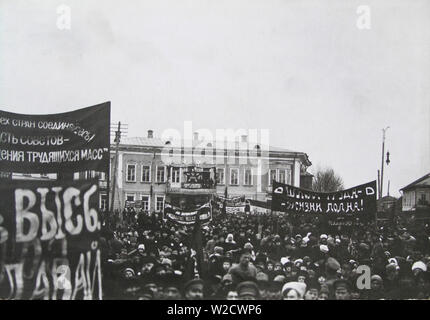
left=400, top=173, right=430, bottom=212
left=103, top=130, right=312, bottom=213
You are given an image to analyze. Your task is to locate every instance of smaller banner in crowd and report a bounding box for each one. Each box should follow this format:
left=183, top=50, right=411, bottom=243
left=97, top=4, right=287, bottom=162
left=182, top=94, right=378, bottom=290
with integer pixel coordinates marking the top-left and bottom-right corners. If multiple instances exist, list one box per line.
left=248, top=199, right=271, bottom=216
left=164, top=202, right=212, bottom=225
left=0, top=179, right=102, bottom=300
left=0, top=102, right=110, bottom=173
left=271, top=180, right=377, bottom=220
left=214, top=195, right=247, bottom=214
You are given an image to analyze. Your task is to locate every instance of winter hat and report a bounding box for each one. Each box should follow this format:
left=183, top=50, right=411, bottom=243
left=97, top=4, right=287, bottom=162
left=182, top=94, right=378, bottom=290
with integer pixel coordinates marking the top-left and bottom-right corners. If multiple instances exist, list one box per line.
left=184, top=278, right=204, bottom=293
left=412, top=261, right=427, bottom=272
left=138, top=244, right=145, bottom=250
left=273, top=275, right=286, bottom=283
left=320, top=234, right=328, bottom=240
left=282, top=281, right=307, bottom=298
left=244, top=242, right=254, bottom=250
left=236, top=281, right=260, bottom=298
left=320, top=245, right=329, bottom=253
left=294, top=259, right=304, bottom=266
left=280, top=257, right=290, bottom=266
left=388, top=258, right=398, bottom=266
left=214, top=246, right=224, bottom=255
left=122, top=267, right=135, bottom=277
left=371, top=275, right=383, bottom=284
left=256, top=272, right=269, bottom=282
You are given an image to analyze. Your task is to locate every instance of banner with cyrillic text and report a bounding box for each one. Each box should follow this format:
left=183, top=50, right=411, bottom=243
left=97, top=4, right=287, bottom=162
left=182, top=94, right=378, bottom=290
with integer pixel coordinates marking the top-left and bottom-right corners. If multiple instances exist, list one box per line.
left=0, top=102, right=110, bottom=173
left=0, top=179, right=102, bottom=300
left=271, top=180, right=377, bottom=219
left=164, top=202, right=212, bottom=225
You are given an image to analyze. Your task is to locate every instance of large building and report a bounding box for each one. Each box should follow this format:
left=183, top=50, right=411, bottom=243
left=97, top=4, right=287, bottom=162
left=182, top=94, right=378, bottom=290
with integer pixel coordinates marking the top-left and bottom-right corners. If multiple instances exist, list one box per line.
left=103, top=130, right=312, bottom=213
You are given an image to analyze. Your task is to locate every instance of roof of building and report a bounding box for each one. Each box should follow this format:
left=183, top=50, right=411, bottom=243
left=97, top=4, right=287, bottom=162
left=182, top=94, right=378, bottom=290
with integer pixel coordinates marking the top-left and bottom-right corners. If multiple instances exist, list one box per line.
left=400, top=173, right=430, bottom=191
left=116, top=136, right=311, bottom=165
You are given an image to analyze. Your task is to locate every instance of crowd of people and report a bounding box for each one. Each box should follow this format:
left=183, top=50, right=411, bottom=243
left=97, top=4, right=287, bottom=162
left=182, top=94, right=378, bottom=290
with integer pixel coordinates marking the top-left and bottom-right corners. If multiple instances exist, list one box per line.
left=99, top=207, right=430, bottom=300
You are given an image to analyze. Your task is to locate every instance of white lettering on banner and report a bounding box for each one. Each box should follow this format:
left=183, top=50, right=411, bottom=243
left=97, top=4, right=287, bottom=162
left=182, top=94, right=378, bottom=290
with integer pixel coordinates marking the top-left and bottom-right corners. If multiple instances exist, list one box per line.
left=0, top=149, right=25, bottom=162
left=15, top=189, right=40, bottom=243
left=11, top=119, right=36, bottom=128
left=366, top=187, right=375, bottom=195
left=274, top=187, right=283, bottom=194
left=0, top=117, right=10, bottom=125
left=0, top=214, right=8, bottom=244
left=37, top=188, right=58, bottom=241
left=2, top=249, right=102, bottom=300
left=10, top=185, right=100, bottom=243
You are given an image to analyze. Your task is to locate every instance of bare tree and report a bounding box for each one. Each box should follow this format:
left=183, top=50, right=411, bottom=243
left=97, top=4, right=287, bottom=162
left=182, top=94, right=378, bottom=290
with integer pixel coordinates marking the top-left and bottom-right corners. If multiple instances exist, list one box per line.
left=312, top=166, right=344, bottom=192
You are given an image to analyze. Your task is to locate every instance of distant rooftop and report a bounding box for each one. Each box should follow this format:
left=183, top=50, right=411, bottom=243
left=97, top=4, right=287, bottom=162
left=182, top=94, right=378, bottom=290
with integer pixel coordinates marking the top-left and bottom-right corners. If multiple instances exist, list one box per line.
left=118, top=136, right=300, bottom=155
left=400, top=172, right=430, bottom=191
left=114, top=130, right=311, bottom=166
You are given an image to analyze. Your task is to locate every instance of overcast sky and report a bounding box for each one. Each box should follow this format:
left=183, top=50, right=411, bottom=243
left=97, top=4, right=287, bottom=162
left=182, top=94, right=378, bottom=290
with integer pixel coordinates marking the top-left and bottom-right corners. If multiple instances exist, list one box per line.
left=0, top=0, right=429, bottom=196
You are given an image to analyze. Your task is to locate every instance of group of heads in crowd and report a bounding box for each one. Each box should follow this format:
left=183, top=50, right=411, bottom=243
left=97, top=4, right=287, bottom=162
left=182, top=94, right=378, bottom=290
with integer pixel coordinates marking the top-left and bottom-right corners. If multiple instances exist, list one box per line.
left=100, top=208, right=430, bottom=300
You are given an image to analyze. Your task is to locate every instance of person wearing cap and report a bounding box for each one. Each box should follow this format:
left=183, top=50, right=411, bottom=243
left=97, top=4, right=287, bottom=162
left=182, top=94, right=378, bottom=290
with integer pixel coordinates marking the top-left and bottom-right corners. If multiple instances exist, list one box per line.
left=333, top=279, right=352, bottom=300
left=282, top=281, right=307, bottom=300
left=163, top=284, right=183, bottom=300
left=256, top=272, right=270, bottom=298
left=320, top=234, right=328, bottom=245
left=236, top=281, right=260, bottom=300
left=183, top=278, right=204, bottom=300
left=412, top=261, right=427, bottom=276
left=367, top=274, right=384, bottom=300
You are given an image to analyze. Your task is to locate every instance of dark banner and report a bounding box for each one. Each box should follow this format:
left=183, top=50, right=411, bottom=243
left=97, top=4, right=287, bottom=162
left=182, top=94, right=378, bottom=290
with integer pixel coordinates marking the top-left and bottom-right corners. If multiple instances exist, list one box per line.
left=0, top=179, right=102, bottom=300
left=272, top=180, right=377, bottom=220
left=164, top=202, right=212, bottom=225
left=214, top=195, right=247, bottom=214
left=0, top=102, right=110, bottom=173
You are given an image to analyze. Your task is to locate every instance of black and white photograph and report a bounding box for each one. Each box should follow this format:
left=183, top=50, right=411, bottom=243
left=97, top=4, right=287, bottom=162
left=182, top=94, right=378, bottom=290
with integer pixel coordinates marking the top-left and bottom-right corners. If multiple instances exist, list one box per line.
left=0, top=0, right=429, bottom=306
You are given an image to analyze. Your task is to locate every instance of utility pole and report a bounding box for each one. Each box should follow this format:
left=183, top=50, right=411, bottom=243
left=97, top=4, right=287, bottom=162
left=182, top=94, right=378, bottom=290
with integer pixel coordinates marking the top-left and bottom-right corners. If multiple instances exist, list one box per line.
left=380, top=127, right=390, bottom=199
left=110, top=122, right=121, bottom=215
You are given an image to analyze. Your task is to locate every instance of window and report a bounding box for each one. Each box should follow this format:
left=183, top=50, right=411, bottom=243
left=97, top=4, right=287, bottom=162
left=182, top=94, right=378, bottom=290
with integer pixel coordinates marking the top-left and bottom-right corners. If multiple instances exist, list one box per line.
left=216, top=168, right=225, bottom=185
left=141, top=165, right=151, bottom=182
left=126, top=164, right=136, bottom=182
left=100, top=194, right=108, bottom=211
left=171, top=167, right=180, bottom=183
left=156, top=196, right=165, bottom=212
left=269, top=169, right=277, bottom=185
left=244, top=168, right=253, bottom=186
left=286, top=168, right=292, bottom=185
left=230, top=168, right=239, bottom=185
left=126, top=193, right=135, bottom=202
left=156, top=166, right=166, bottom=182
left=141, top=195, right=150, bottom=211
left=278, top=170, right=285, bottom=184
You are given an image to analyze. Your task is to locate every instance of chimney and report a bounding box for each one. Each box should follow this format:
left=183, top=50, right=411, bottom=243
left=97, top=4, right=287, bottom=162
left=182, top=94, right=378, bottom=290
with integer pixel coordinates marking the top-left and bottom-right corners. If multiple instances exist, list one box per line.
left=193, top=132, right=199, bottom=141
left=241, top=135, right=248, bottom=143
left=147, top=130, right=153, bottom=138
